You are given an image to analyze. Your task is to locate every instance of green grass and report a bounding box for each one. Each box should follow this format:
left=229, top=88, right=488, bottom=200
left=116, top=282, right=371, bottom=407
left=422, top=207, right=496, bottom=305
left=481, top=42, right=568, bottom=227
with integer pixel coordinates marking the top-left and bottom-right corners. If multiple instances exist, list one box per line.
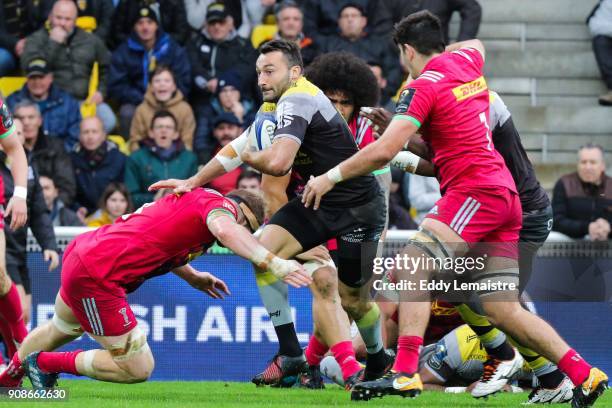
left=2, top=381, right=611, bottom=407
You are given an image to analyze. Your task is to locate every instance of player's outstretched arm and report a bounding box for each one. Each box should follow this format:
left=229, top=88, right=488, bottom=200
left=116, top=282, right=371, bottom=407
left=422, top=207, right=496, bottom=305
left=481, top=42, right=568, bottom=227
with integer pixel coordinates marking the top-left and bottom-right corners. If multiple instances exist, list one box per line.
left=173, top=264, right=230, bottom=299
left=207, top=213, right=313, bottom=288
left=445, top=39, right=486, bottom=61
left=149, top=131, right=249, bottom=193
left=302, top=118, right=419, bottom=209
left=1, top=131, right=28, bottom=230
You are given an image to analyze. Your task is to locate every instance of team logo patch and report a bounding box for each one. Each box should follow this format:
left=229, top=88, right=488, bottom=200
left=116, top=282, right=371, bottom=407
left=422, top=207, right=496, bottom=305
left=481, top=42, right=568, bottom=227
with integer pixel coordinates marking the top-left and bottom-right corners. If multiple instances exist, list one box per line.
left=452, top=76, right=487, bottom=102
left=0, top=102, right=13, bottom=130
left=395, top=88, right=416, bottom=114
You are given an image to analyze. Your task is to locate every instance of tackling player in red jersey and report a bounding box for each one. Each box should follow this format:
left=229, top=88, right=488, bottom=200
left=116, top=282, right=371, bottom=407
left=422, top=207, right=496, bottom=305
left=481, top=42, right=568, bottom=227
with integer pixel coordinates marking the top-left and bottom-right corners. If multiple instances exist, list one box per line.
left=0, top=188, right=310, bottom=389
left=303, top=11, right=608, bottom=407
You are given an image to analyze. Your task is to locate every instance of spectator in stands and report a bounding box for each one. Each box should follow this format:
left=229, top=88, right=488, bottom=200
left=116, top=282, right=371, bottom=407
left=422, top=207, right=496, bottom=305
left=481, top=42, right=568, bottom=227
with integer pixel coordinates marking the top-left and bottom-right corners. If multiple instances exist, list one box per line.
left=588, top=0, right=612, bottom=106
left=125, top=110, right=198, bottom=208
left=388, top=167, right=417, bottom=230
left=12, top=100, right=76, bottom=206
left=407, top=174, right=441, bottom=223
left=7, top=59, right=81, bottom=151
left=20, top=0, right=116, bottom=133
left=383, top=0, right=482, bottom=43
left=71, top=117, right=126, bottom=215
left=184, top=0, right=243, bottom=32
left=194, top=70, right=254, bottom=164
left=319, top=4, right=400, bottom=101
left=39, top=175, right=84, bottom=226
left=368, top=61, right=395, bottom=111
left=205, top=113, right=243, bottom=194
left=237, top=169, right=262, bottom=192
left=0, top=2, right=44, bottom=76
left=187, top=2, right=258, bottom=110
left=552, top=144, right=612, bottom=241
left=267, top=0, right=318, bottom=66
left=39, top=0, right=115, bottom=42
left=109, top=6, right=191, bottom=138
left=129, top=65, right=195, bottom=152
left=110, top=0, right=189, bottom=48
left=2, top=117, right=59, bottom=323
left=303, top=0, right=392, bottom=40
left=85, top=182, right=133, bottom=227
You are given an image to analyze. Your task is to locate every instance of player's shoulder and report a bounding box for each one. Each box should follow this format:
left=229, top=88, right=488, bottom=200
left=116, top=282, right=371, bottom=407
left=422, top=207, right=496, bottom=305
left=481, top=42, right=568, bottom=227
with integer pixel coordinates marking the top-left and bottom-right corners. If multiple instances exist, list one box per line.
left=282, top=77, right=320, bottom=98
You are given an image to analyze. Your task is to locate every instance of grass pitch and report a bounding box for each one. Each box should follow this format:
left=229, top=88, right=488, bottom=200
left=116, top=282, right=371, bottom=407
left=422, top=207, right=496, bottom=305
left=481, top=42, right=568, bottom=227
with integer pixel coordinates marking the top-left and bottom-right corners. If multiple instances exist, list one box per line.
left=3, top=380, right=611, bottom=408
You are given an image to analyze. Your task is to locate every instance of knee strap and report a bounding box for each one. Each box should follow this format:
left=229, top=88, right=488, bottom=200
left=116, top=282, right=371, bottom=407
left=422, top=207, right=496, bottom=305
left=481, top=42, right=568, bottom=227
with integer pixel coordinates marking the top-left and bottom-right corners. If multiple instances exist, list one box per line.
left=52, top=313, right=84, bottom=336
left=109, top=327, right=150, bottom=362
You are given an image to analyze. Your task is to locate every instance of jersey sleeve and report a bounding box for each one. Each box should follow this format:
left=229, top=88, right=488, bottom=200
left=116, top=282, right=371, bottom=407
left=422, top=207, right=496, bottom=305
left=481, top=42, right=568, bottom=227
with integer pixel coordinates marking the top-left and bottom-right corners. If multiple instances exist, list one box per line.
left=452, top=47, right=485, bottom=72
left=273, top=93, right=317, bottom=145
left=0, top=100, right=15, bottom=139
left=200, top=196, right=239, bottom=228
left=394, top=82, right=436, bottom=129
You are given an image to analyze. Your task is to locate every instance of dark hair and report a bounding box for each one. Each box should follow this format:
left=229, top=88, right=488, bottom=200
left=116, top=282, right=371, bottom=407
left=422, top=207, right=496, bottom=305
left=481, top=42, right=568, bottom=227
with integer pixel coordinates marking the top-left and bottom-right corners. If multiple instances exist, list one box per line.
left=579, top=143, right=605, bottom=157
left=305, top=52, right=379, bottom=117
left=150, top=110, right=178, bottom=130
left=98, top=182, right=134, bottom=214
left=226, top=189, right=265, bottom=232
left=236, top=170, right=262, bottom=187
left=339, top=3, right=366, bottom=17
left=259, top=39, right=304, bottom=70
left=149, top=65, right=177, bottom=85
left=274, top=0, right=302, bottom=17
left=393, top=10, right=445, bottom=56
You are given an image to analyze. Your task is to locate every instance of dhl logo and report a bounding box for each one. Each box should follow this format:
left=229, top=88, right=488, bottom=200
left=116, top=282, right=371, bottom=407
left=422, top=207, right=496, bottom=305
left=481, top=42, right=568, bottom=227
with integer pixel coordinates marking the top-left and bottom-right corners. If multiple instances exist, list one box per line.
left=452, top=76, right=488, bottom=102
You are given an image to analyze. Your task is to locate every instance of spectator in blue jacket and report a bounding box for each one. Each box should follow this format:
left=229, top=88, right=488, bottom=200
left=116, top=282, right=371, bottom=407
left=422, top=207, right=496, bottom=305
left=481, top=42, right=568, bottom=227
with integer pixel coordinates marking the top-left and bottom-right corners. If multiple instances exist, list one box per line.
left=108, top=6, right=191, bottom=137
left=7, top=59, right=81, bottom=152
left=71, top=116, right=126, bottom=215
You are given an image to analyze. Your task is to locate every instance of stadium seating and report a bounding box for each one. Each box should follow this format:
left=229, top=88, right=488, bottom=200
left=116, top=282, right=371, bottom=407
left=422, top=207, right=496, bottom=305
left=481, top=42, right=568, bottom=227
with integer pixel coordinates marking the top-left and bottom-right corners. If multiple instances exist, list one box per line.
left=450, top=0, right=611, bottom=188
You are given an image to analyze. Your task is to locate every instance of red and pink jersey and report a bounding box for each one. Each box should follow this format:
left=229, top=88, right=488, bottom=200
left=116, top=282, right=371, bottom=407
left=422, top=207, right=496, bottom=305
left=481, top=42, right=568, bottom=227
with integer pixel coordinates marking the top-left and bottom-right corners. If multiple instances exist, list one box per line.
left=72, top=188, right=238, bottom=293
left=395, top=48, right=516, bottom=195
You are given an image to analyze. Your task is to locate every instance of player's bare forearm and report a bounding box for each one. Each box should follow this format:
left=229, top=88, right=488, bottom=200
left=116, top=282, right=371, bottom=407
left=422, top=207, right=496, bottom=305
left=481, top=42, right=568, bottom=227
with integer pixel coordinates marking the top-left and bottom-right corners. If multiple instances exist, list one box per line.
left=191, top=157, right=228, bottom=187
left=241, top=138, right=299, bottom=177
left=416, top=160, right=436, bottom=177
left=445, top=39, right=485, bottom=60
left=172, top=264, right=197, bottom=281
left=406, top=134, right=431, bottom=160
left=261, top=173, right=290, bottom=218
left=208, top=215, right=272, bottom=262
left=2, top=135, right=27, bottom=188
left=338, top=118, right=419, bottom=181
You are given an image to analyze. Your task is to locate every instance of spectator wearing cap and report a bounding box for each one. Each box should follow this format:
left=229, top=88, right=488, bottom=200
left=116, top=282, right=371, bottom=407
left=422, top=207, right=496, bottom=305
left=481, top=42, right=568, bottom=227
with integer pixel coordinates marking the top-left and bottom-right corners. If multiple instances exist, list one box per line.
left=205, top=112, right=244, bottom=194
left=125, top=110, right=198, bottom=207
left=108, top=5, right=191, bottom=138
left=193, top=70, right=255, bottom=164
left=0, top=1, right=44, bottom=76
left=588, top=0, right=612, bottom=106
left=12, top=100, right=77, bottom=206
left=7, top=58, right=81, bottom=151
left=129, top=65, right=195, bottom=152
left=320, top=4, right=401, bottom=101
left=110, top=0, right=189, bottom=48
left=21, top=0, right=116, bottom=134
left=184, top=0, right=243, bottom=32
left=302, top=0, right=392, bottom=41
left=71, top=116, right=126, bottom=215
left=187, top=2, right=258, bottom=109
left=553, top=144, right=612, bottom=241
left=39, top=0, right=115, bottom=43
left=264, top=0, right=318, bottom=66
left=383, top=0, right=481, bottom=44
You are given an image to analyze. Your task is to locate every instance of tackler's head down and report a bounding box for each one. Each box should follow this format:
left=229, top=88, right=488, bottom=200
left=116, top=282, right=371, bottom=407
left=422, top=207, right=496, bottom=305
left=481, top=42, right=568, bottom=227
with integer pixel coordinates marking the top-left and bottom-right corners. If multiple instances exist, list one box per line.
left=226, top=189, right=265, bottom=233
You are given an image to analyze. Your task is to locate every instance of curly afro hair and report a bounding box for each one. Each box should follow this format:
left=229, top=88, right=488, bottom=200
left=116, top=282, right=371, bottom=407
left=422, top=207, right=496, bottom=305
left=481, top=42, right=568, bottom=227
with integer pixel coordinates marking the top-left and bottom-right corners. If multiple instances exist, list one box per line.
left=305, top=52, right=380, bottom=116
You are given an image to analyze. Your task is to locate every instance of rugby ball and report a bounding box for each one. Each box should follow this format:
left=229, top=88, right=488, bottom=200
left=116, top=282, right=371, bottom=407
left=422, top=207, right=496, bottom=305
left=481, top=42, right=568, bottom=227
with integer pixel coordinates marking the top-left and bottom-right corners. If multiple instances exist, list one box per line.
left=248, top=111, right=277, bottom=151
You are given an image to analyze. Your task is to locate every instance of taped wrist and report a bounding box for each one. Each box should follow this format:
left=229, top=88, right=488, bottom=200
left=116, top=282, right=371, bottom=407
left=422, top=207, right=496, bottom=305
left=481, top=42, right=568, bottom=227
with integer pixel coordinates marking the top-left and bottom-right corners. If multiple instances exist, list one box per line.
left=215, top=133, right=247, bottom=171
left=390, top=151, right=420, bottom=173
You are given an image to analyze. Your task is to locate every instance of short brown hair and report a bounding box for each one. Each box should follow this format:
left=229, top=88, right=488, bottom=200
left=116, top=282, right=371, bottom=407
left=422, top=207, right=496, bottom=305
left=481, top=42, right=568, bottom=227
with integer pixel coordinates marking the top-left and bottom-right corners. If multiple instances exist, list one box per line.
left=226, top=189, right=265, bottom=232
left=393, top=10, right=445, bottom=56
left=260, top=39, right=304, bottom=70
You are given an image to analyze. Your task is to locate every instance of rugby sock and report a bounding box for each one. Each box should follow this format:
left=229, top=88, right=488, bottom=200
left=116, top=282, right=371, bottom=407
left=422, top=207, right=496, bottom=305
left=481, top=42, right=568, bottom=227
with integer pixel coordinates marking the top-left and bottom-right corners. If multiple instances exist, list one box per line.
left=455, top=303, right=515, bottom=360
left=37, top=350, right=82, bottom=375
left=393, top=336, right=423, bottom=375
left=305, top=335, right=328, bottom=366
left=558, top=349, right=592, bottom=386
left=0, top=352, right=24, bottom=386
left=330, top=341, right=361, bottom=381
left=507, top=337, right=563, bottom=388
left=0, top=283, right=28, bottom=343
left=255, top=270, right=302, bottom=357
left=0, top=317, right=17, bottom=358
left=356, top=303, right=384, bottom=353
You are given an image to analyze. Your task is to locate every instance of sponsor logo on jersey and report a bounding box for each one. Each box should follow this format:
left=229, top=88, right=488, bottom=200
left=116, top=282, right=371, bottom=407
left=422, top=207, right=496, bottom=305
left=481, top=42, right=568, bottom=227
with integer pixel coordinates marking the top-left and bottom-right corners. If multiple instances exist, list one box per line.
left=452, top=76, right=488, bottom=102
left=277, top=101, right=295, bottom=128
left=395, top=88, right=416, bottom=115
